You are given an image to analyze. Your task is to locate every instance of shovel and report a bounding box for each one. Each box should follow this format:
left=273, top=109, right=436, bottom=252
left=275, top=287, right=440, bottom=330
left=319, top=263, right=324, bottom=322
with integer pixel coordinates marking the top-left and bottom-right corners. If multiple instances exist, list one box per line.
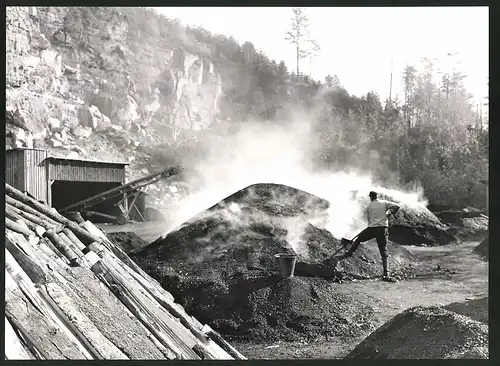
left=334, top=230, right=364, bottom=257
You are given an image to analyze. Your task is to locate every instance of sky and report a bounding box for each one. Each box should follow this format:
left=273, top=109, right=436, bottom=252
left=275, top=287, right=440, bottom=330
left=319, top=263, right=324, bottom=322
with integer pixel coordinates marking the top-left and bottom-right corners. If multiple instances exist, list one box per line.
left=152, top=6, right=489, bottom=106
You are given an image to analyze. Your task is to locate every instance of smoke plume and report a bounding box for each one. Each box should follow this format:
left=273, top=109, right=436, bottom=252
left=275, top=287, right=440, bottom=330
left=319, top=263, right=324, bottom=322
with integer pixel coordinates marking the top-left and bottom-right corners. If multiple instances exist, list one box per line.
left=158, top=107, right=430, bottom=258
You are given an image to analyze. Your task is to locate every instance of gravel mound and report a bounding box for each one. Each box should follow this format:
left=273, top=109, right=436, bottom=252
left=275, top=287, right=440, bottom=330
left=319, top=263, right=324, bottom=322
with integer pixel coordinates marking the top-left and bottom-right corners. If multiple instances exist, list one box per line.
left=345, top=306, right=488, bottom=359
left=131, top=183, right=418, bottom=341
left=474, top=237, right=488, bottom=260
left=154, top=273, right=375, bottom=342
left=107, top=232, right=149, bottom=253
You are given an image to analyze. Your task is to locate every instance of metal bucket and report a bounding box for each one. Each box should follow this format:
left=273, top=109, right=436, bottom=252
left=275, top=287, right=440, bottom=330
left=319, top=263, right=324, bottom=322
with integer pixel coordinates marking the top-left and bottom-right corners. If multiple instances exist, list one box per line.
left=275, top=253, right=297, bottom=278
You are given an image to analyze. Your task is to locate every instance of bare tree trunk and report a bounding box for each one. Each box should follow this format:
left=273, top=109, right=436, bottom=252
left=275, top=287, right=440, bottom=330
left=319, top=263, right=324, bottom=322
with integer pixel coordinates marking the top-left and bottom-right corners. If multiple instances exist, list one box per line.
left=296, top=45, right=300, bottom=77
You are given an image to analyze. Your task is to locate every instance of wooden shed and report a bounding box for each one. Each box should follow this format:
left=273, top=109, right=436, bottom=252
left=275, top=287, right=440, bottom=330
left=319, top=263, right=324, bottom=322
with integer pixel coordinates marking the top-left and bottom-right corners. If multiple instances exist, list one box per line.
left=5, top=148, right=129, bottom=210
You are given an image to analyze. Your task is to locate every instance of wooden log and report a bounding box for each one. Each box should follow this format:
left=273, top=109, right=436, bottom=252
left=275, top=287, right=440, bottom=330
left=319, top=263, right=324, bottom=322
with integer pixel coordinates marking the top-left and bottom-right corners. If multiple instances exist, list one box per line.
left=41, top=236, right=70, bottom=264
left=5, top=250, right=92, bottom=359
left=44, top=231, right=79, bottom=263
left=5, top=316, right=36, bottom=360
left=6, top=217, right=35, bottom=238
left=6, top=196, right=62, bottom=227
left=37, top=285, right=104, bottom=359
left=7, top=230, right=68, bottom=276
left=59, top=231, right=84, bottom=258
left=6, top=203, right=62, bottom=232
left=6, top=209, right=47, bottom=238
left=6, top=185, right=101, bottom=245
left=94, top=239, right=174, bottom=308
left=63, top=211, right=85, bottom=224
left=192, top=344, right=215, bottom=360
left=84, top=210, right=119, bottom=223
left=81, top=221, right=142, bottom=269
left=63, top=228, right=87, bottom=252
left=83, top=242, right=107, bottom=257
left=52, top=261, right=168, bottom=360
left=103, top=255, right=201, bottom=350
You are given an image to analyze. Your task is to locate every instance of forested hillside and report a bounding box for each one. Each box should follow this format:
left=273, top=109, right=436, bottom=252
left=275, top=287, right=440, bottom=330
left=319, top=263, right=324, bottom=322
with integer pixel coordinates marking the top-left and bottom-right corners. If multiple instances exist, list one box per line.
left=6, top=6, right=488, bottom=210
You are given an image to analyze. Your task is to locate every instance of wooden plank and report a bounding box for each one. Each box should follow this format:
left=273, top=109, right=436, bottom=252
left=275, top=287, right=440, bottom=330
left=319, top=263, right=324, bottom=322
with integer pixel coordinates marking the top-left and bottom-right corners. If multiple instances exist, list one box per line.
left=40, top=283, right=129, bottom=360
left=5, top=316, right=35, bottom=360
left=5, top=249, right=93, bottom=359
left=121, top=261, right=209, bottom=343
left=5, top=269, right=85, bottom=359
left=91, top=257, right=197, bottom=359
left=103, top=256, right=201, bottom=349
left=52, top=266, right=167, bottom=359
left=202, top=324, right=247, bottom=360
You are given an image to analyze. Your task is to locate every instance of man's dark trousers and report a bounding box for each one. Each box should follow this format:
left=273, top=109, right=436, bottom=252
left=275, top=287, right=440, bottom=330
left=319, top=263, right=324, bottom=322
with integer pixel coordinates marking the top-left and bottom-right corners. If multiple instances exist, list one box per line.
left=346, top=226, right=389, bottom=275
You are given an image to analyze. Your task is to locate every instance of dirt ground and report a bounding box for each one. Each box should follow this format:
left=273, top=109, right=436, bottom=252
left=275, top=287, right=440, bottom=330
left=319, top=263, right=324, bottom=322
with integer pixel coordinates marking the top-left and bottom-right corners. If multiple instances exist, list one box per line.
left=230, top=241, right=488, bottom=359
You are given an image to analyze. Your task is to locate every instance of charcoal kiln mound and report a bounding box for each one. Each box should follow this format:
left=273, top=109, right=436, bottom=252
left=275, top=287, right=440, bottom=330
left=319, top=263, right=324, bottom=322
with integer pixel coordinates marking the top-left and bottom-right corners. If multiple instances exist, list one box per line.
left=474, top=237, right=488, bottom=260
left=132, top=183, right=417, bottom=341
left=338, top=191, right=455, bottom=246
left=132, top=183, right=417, bottom=281
left=434, top=208, right=488, bottom=241
left=106, top=232, right=149, bottom=254
left=370, top=194, right=456, bottom=246
left=345, top=306, right=488, bottom=359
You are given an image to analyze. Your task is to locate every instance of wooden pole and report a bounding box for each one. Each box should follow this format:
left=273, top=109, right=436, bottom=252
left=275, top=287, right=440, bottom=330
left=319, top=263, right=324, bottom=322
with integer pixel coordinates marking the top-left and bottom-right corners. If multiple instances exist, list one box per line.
left=5, top=217, right=36, bottom=238
left=44, top=231, right=79, bottom=264
left=6, top=196, right=62, bottom=227
left=7, top=202, right=63, bottom=232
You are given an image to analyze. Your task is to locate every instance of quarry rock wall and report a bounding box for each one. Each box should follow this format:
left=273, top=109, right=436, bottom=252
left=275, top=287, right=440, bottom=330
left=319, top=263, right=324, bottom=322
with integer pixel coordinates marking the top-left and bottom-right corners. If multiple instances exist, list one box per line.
left=6, top=6, right=223, bottom=148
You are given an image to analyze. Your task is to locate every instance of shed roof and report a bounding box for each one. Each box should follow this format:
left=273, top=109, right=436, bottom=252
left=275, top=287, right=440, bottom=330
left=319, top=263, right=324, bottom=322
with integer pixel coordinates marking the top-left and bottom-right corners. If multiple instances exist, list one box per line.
left=5, top=183, right=244, bottom=360
left=46, top=156, right=130, bottom=166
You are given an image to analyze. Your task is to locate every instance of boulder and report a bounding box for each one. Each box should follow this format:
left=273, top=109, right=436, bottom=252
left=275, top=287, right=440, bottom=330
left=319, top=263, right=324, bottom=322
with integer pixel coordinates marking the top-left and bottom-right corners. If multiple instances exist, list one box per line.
left=71, top=125, right=92, bottom=139
left=46, top=116, right=61, bottom=132
left=78, top=105, right=111, bottom=131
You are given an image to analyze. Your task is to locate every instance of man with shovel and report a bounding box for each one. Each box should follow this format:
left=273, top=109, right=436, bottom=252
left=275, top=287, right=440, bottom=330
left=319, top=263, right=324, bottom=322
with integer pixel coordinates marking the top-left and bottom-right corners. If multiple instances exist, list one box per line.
left=339, top=191, right=400, bottom=282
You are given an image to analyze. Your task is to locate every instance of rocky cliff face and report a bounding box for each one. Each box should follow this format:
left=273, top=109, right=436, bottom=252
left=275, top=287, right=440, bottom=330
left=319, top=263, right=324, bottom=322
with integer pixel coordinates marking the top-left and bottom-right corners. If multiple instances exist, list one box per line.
left=6, top=6, right=223, bottom=155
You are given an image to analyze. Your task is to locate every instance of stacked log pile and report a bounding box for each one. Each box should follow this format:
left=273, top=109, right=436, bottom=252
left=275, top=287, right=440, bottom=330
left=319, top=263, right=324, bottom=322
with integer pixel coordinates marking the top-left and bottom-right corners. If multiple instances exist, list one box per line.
left=4, top=183, right=245, bottom=360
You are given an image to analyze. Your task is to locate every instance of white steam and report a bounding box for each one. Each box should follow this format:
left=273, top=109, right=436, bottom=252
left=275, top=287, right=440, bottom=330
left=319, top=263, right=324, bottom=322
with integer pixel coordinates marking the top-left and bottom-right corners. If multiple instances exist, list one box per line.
left=158, top=110, right=431, bottom=258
